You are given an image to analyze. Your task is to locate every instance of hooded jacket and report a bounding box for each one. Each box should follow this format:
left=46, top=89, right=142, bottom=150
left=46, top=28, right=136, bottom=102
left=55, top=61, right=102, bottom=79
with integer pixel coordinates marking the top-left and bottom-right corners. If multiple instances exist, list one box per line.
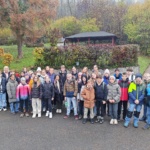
left=128, top=80, right=145, bottom=105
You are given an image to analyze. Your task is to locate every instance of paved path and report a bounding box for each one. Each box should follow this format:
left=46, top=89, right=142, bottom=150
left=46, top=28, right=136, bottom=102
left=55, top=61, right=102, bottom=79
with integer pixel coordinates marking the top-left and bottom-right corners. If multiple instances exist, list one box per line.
left=0, top=110, right=150, bottom=150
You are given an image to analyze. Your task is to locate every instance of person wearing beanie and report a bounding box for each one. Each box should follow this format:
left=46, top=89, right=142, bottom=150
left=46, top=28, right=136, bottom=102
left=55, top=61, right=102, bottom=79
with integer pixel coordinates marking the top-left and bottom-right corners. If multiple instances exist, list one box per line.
left=16, top=77, right=30, bottom=118
left=124, top=73, right=145, bottom=128
left=107, top=75, right=121, bottom=125
left=94, top=74, right=108, bottom=124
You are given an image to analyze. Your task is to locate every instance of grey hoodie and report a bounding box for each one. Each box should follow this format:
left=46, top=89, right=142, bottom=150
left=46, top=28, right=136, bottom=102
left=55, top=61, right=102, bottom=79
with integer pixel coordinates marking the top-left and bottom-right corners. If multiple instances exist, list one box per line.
left=107, top=81, right=121, bottom=103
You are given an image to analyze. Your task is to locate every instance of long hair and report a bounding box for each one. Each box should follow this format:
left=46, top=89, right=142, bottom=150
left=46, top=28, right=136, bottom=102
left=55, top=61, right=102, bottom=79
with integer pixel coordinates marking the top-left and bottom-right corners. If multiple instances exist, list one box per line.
left=32, top=75, right=40, bottom=88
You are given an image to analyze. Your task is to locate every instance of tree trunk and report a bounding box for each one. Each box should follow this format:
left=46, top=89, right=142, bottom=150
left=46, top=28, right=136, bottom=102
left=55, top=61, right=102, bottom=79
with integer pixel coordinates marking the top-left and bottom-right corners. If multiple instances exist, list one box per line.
left=17, top=36, right=23, bottom=59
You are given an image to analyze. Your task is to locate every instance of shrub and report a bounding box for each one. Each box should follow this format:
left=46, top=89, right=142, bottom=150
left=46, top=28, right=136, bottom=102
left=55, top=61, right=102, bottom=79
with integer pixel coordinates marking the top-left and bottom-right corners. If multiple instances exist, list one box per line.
left=33, top=44, right=139, bottom=69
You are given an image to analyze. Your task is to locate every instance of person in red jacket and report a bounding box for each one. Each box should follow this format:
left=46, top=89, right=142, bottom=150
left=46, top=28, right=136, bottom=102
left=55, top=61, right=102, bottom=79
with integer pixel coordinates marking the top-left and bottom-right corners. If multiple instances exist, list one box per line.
left=118, top=72, right=130, bottom=121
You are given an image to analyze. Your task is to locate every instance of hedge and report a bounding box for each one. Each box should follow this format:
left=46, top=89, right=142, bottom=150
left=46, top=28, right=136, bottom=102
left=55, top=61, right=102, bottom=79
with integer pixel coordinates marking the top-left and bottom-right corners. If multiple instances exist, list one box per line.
left=33, top=44, right=139, bottom=69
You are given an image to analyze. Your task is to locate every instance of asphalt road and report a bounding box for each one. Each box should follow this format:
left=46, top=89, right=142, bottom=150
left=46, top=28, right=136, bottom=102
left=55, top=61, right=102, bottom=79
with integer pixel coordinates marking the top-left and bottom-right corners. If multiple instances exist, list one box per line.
left=0, top=109, right=149, bottom=150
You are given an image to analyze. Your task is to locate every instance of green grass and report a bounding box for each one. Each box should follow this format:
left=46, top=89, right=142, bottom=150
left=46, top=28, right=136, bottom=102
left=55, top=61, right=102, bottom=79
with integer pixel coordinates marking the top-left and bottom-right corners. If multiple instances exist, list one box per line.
left=138, top=55, right=150, bottom=74
left=0, top=45, right=35, bottom=71
left=0, top=44, right=150, bottom=73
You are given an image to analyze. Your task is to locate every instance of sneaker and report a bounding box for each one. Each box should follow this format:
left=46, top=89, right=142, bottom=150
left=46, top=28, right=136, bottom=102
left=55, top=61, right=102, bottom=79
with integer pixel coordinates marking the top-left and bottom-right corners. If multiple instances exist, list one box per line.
left=11, top=112, right=16, bottom=115
left=114, top=119, right=118, bottom=125
left=59, top=109, right=62, bottom=113
left=91, top=119, right=94, bottom=124
left=99, top=117, right=104, bottom=124
left=3, top=108, right=7, bottom=111
left=56, top=109, right=59, bottom=113
left=117, top=118, right=121, bottom=122
left=25, top=113, right=29, bottom=117
left=142, top=124, right=150, bottom=130
left=110, top=119, right=114, bottom=125
left=133, top=122, right=138, bottom=128
left=43, top=107, right=46, bottom=112
left=75, top=115, right=78, bottom=120
left=82, top=119, right=87, bottom=124
left=124, top=121, right=129, bottom=128
left=49, top=112, right=52, bottom=119
left=38, top=114, right=41, bottom=118
left=63, top=115, right=69, bottom=119
left=78, top=115, right=83, bottom=120
left=20, top=113, right=24, bottom=118
left=32, top=114, right=36, bottom=118
left=0, top=108, right=2, bottom=111
left=45, top=111, right=49, bottom=117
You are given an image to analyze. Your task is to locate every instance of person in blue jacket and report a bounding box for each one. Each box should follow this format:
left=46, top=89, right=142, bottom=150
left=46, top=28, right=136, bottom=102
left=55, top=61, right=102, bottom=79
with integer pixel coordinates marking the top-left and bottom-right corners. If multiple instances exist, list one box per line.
left=124, top=73, right=145, bottom=128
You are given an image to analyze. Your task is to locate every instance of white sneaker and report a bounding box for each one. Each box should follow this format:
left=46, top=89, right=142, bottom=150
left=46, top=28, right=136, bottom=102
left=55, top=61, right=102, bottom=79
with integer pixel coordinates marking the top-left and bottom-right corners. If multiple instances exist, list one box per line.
left=56, top=109, right=59, bottom=113
left=32, top=114, right=36, bottom=118
left=110, top=119, right=114, bottom=125
left=43, top=107, right=46, bottom=112
left=3, top=108, right=7, bottom=111
left=49, top=112, right=52, bottom=118
left=0, top=108, right=2, bottom=111
left=45, top=111, right=49, bottom=117
left=38, top=114, right=41, bottom=118
left=114, top=119, right=118, bottom=125
left=59, top=109, right=62, bottom=114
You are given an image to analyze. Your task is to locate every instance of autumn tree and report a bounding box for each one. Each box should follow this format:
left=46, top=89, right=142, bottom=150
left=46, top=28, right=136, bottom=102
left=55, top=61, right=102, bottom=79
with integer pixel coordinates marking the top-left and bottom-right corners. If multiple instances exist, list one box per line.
left=0, top=0, right=58, bottom=58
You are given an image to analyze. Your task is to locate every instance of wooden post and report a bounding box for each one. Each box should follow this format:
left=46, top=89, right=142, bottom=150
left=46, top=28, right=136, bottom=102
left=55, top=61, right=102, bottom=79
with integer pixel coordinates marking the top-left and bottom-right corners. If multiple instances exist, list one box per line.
left=112, top=37, right=115, bottom=46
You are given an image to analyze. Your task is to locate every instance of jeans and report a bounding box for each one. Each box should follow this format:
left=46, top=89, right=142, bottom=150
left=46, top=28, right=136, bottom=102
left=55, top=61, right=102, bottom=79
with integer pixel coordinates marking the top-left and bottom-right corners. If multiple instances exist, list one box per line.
left=20, top=100, right=29, bottom=113
left=32, top=98, right=41, bottom=115
left=66, top=97, right=77, bottom=116
left=0, top=93, right=6, bottom=109
left=109, top=103, right=118, bottom=119
left=146, top=106, right=150, bottom=124
left=45, top=98, right=52, bottom=112
left=125, top=103, right=142, bottom=123
left=84, top=107, right=94, bottom=119
left=118, top=101, right=128, bottom=120
left=10, top=102, right=19, bottom=113
left=96, top=100, right=104, bottom=117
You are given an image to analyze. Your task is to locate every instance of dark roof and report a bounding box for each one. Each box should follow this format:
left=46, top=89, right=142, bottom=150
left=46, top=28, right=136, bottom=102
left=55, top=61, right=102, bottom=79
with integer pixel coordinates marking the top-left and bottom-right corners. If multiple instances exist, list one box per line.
left=65, top=31, right=117, bottom=39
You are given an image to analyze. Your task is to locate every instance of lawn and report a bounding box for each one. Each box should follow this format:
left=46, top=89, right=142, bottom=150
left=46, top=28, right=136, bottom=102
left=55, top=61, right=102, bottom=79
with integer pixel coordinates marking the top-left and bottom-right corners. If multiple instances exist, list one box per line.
left=138, top=55, right=150, bottom=74
left=0, top=44, right=149, bottom=73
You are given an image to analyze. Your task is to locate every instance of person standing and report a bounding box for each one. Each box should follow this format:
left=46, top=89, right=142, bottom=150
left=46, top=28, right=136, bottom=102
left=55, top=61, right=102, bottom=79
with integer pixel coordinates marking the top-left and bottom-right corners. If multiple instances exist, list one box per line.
left=124, top=73, right=145, bottom=128
left=31, top=76, right=42, bottom=118
left=6, top=74, right=18, bottom=114
left=16, top=77, right=30, bottom=117
left=107, top=76, right=121, bottom=125
left=63, top=73, right=78, bottom=120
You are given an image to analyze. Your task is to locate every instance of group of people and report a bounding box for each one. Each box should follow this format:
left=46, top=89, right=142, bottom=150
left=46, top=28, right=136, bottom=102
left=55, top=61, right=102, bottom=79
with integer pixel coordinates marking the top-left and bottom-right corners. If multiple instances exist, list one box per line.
left=0, top=65, right=150, bottom=130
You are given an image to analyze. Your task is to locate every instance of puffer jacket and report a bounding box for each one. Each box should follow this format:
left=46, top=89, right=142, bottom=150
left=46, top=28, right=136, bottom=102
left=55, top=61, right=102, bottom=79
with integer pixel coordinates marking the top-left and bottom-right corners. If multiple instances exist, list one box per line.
left=42, top=82, right=54, bottom=99
left=31, top=83, right=42, bottom=99
left=107, top=82, right=121, bottom=103
left=128, top=80, right=145, bottom=105
left=6, top=79, right=18, bottom=103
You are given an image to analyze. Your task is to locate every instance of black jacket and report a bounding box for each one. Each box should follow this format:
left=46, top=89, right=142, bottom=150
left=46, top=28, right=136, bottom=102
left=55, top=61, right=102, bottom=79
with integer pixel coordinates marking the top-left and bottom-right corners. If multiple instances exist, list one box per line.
left=59, top=70, right=67, bottom=86
left=94, top=82, right=108, bottom=101
left=54, top=80, right=63, bottom=94
left=31, top=83, right=42, bottom=99
left=42, top=82, right=54, bottom=99
left=0, top=77, right=6, bottom=93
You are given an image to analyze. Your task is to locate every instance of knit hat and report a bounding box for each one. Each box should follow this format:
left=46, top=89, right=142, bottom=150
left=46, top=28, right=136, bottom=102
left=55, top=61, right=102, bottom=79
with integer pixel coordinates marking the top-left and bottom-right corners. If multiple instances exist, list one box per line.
left=135, top=73, right=142, bottom=79
left=21, top=77, right=26, bottom=82
left=104, top=69, right=110, bottom=75
left=109, top=75, right=116, bottom=80
left=37, top=67, right=41, bottom=72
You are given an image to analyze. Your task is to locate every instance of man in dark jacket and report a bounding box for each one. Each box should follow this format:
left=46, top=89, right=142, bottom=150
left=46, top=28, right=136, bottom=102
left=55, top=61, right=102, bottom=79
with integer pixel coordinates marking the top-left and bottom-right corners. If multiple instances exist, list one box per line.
left=94, top=74, right=108, bottom=124
left=0, top=71, right=7, bottom=111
